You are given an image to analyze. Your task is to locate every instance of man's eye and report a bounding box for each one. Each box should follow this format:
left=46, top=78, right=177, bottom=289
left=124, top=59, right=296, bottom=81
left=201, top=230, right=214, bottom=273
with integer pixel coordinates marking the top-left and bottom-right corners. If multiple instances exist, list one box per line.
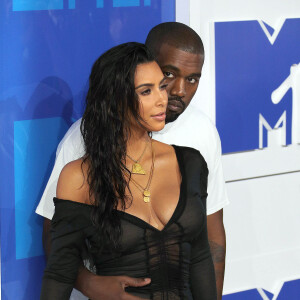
left=141, top=89, right=151, bottom=95
left=187, top=77, right=197, bottom=84
left=164, top=72, right=174, bottom=78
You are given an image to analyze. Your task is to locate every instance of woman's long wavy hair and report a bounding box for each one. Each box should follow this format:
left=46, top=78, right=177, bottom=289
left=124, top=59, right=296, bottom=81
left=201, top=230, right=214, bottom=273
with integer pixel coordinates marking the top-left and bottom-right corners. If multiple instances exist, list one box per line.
left=81, top=42, right=155, bottom=250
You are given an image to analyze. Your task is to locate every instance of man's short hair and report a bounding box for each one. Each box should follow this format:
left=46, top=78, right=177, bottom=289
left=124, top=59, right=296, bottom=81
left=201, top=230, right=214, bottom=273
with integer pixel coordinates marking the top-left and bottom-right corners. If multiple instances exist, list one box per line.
left=145, top=22, right=204, bottom=57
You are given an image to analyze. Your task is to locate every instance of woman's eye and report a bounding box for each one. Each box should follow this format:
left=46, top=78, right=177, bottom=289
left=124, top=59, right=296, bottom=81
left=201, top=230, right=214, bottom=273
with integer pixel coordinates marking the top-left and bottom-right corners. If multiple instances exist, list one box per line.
left=164, top=72, right=174, bottom=78
left=160, top=84, right=168, bottom=90
left=141, top=89, right=151, bottom=96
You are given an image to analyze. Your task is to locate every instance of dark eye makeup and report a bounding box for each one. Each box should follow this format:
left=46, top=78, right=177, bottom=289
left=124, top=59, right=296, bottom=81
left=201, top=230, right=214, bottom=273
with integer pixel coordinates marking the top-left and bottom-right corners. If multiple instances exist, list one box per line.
left=141, top=89, right=151, bottom=96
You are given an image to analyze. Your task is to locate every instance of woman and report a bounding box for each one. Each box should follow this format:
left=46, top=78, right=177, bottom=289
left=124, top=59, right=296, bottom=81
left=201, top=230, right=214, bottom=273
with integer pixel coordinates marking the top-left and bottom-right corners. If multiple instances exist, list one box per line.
left=40, top=42, right=217, bottom=300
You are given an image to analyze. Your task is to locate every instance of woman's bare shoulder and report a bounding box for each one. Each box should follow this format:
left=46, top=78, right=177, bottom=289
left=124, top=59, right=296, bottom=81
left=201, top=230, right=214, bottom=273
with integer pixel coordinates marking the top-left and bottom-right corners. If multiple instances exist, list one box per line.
left=56, top=158, right=90, bottom=204
left=152, top=139, right=175, bottom=158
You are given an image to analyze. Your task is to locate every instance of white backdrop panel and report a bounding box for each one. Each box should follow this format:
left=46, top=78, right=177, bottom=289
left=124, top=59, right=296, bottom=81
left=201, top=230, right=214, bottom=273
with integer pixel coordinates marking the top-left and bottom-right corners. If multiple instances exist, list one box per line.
left=188, top=0, right=300, bottom=297
left=224, top=172, right=300, bottom=295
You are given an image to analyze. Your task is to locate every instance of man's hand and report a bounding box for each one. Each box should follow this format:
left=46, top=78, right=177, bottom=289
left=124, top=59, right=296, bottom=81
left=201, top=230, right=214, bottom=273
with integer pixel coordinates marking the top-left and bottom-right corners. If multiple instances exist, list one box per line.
left=76, top=267, right=151, bottom=300
left=207, top=209, right=226, bottom=300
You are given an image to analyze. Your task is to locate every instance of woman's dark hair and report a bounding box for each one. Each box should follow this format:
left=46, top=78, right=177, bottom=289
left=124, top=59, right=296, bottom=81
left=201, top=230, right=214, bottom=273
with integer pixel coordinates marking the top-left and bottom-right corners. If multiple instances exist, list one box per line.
left=81, top=42, right=155, bottom=250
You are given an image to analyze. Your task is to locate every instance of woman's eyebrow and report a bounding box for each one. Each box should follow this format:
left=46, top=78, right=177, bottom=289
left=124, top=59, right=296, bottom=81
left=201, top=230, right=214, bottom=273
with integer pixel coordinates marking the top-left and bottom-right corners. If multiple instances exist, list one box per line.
left=135, top=83, right=153, bottom=89
left=135, top=77, right=166, bottom=89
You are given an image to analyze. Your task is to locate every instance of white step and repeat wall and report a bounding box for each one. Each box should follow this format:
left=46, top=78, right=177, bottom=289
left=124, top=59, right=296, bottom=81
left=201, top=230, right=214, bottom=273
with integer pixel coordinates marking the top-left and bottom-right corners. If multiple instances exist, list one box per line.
left=186, top=0, right=300, bottom=299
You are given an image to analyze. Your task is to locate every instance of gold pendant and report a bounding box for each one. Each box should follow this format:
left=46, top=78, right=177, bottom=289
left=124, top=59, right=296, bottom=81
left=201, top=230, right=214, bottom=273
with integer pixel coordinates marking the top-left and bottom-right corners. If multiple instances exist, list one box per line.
left=132, top=163, right=146, bottom=175
left=143, top=190, right=150, bottom=197
left=143, top=190, right=150, bottom=203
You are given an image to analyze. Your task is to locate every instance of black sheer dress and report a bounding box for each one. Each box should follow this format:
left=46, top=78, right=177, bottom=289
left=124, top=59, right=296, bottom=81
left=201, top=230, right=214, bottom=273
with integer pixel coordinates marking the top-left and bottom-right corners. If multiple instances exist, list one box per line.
left=40, top=145, right=217, bottom=300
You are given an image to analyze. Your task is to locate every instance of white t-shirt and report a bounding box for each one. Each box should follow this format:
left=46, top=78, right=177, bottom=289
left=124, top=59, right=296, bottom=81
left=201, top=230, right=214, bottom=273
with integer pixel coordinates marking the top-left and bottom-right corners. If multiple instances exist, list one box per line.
left=36, top=104, right=229, bottom=219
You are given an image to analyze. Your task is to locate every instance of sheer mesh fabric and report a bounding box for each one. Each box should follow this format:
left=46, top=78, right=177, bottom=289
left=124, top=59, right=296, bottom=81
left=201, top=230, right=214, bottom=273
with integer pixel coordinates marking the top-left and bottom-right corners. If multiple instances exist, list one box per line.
left=41, top=146, right=217, bottom=300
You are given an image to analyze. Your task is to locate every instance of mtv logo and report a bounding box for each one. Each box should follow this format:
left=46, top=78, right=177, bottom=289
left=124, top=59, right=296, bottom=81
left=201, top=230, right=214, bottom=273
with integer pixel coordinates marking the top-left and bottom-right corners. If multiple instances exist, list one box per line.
left=214, top=19, right=300, bottom=181
left=215, top=18, right=300, bottom=153
left=259, top=62, right=300, bottom=149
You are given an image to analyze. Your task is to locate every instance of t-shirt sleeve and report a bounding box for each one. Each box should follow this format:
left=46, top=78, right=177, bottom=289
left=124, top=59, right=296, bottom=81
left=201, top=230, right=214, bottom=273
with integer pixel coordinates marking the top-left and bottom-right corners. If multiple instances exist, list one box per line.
left=40, top=200, right=91, bottom=300
left=206, top=126, right=229, bottom=215
left=35, top=119, right=84, bottom=220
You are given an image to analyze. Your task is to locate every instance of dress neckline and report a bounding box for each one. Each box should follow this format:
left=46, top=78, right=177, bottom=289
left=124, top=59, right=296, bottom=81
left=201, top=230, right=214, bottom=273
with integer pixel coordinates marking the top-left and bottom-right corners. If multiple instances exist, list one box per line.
left=54, top=145, right=186, bottom=233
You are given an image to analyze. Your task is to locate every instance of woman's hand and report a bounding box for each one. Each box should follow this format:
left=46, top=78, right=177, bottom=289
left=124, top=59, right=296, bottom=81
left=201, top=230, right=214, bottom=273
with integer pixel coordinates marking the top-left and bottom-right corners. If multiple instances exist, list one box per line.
left=75, top=266, right=151, bottom=300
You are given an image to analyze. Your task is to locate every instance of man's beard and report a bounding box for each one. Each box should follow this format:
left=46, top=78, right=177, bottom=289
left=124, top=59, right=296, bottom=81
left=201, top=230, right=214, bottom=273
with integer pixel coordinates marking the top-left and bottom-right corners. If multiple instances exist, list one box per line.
left=166, top=111, right=180, bottom=123
left=165, top=96, right=186, bottom=124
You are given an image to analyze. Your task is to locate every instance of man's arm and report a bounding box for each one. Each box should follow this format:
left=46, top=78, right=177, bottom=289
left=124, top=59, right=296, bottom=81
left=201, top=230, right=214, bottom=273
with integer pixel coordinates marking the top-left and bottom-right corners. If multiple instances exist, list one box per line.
left=207, top=209, right=226, bottom=300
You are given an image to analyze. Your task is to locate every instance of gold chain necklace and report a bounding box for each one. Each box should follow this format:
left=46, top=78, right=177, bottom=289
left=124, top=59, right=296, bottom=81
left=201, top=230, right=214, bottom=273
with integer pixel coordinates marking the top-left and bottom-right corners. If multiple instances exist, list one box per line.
left=126, top=140, right=149, bottom=175
left=125, top=141, right=155, bottom=203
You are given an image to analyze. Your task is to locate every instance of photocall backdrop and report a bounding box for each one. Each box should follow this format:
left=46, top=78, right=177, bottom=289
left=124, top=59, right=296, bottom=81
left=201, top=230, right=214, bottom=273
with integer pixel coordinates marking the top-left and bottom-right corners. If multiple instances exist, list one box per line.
left=1, top=0, right=300, bottom=300
left=0, top=1, right=175, bottom=299
left=216, top=18, right=300, bottom=300
left=189, top=0, right=300, bottom=299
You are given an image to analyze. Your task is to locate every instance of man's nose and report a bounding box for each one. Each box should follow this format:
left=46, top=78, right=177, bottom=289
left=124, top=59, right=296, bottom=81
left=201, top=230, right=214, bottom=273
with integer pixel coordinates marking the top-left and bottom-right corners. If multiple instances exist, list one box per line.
left=170, top=78, right=186, bottom=98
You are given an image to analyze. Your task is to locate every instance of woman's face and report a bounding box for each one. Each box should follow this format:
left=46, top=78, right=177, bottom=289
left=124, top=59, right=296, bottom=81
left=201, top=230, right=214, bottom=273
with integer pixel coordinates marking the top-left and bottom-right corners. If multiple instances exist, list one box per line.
left=134, top=61, right=168, bottom=132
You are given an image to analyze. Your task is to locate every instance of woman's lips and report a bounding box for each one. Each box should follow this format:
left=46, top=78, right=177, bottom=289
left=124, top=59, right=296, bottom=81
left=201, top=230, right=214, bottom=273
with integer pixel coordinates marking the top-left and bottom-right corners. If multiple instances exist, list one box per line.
left=151, top=112, right=166, bottom=121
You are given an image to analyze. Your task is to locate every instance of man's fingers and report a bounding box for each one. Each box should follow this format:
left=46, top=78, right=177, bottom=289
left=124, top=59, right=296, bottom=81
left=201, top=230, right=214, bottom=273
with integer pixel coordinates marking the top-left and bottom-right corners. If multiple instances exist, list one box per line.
left=121, top=276, right=151, bottom=288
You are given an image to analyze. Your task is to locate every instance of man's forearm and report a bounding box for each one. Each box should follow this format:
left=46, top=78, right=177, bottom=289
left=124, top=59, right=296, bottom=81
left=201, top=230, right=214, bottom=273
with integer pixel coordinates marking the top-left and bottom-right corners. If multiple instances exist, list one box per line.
left=207, top=209, right=226, bottom=300
left=74, top=264, right=98, bottom=298
left=209, top=239, right=226, bottom=300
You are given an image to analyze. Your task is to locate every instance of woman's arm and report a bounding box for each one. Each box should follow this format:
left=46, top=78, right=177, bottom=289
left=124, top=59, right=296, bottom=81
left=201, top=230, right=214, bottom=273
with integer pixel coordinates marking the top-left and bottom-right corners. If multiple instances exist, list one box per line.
left=190, top=207, right=217, bottom=300
left=190, top=240, right=217, bottom=300
left=41, top=161, right=151, bottom=300
left=40, top=160, right=88, bottom=300
left=40, top=209, right=86, bottom=299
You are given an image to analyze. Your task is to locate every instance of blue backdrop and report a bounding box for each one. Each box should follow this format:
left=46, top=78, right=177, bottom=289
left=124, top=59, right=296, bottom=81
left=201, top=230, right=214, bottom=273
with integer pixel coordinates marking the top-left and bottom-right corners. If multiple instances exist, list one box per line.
left=0, top=1, right=175, bottom=299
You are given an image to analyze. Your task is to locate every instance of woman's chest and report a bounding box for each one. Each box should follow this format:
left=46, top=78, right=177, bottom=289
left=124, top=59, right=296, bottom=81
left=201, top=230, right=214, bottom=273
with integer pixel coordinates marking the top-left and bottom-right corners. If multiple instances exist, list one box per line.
left=88, top=191, right=206, bottom=259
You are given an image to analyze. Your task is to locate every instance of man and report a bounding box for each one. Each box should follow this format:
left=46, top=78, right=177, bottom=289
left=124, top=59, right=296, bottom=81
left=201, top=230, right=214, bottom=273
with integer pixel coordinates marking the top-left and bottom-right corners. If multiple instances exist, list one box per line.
left=37, top=22, right=229, bottom=300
